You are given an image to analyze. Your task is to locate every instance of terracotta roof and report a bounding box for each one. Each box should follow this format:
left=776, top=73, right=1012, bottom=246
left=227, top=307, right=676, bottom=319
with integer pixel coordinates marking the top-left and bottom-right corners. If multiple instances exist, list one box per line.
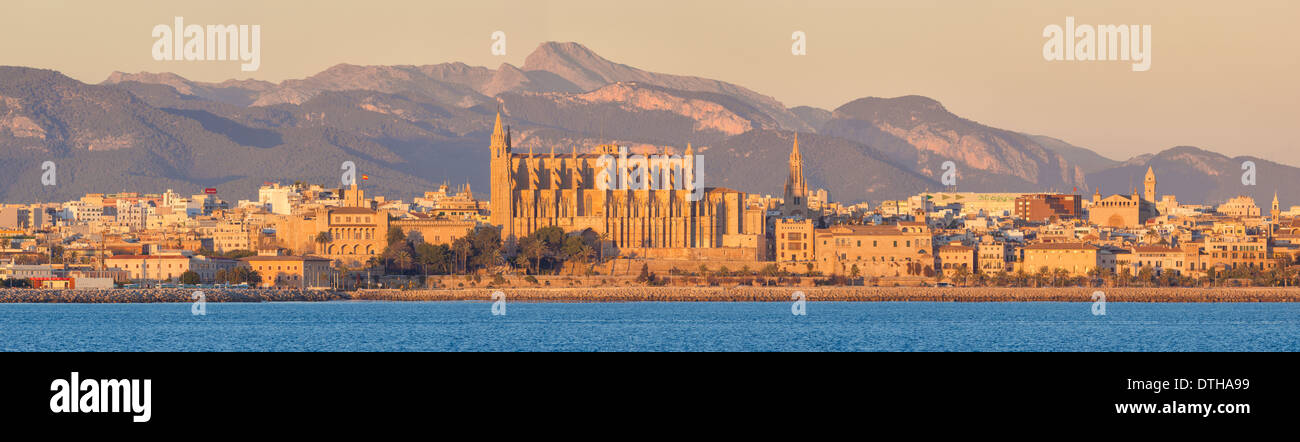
left=1131, top=246, right=1182, bottom=253
left=1023, top=243, right=1098, bottom=250
left=330, top=207, right=377, bottom=214
left=240, top=255, right=332, bottom=262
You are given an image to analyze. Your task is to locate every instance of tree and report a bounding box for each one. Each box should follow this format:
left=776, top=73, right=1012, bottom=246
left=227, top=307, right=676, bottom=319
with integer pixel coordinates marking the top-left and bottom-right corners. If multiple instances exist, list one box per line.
left=953, top=266, right=971, bottom=286
left=314, top=231, right=332, bottom=254
left=415, top=243, right=451, bottom=275
left=578, top=244, right=595, bottom=275
left=468, top=226, right=503, bottom=271
left=596, top=231, right=611, bottom=263
left=636, top=263, right=653, bottom=284
left=562, top=236, right=587, bottom=275
left=452, top=237, right=472, bottom=274
left=1034, top=267, right=1050, bottom=287
left=1051, top=268, right=1070, bottom=287
left=1137, top=267, right=1155, bottom=287
left=245, top=269, right=262, bottom=286
left=390, top=249, right=412, bottom=274
left=386, top=227, right=407, bottom=246
left=179, top=270, right=201, bottom=285
left=518, top=237, right=544, bottom=275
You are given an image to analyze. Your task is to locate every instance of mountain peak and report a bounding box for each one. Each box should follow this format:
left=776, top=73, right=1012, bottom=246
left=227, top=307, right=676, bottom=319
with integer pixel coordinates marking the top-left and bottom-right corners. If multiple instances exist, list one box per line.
left=834, top=95, right=948, bottom=118
left=529, top=41, right=602, bottom=60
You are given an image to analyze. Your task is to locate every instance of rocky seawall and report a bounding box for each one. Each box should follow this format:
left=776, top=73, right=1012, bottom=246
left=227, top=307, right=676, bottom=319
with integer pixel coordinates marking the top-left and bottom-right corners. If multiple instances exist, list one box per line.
left=2, top=287, right=1298, bottom=303
left=354, top=287, right=1300, bottom=303
left=0, top=288, right=346, bottom=303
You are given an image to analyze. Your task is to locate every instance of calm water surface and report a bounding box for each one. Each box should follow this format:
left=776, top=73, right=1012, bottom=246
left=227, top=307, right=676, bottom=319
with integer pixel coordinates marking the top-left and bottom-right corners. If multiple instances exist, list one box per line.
left=0, top=301, right=1296, bottom=351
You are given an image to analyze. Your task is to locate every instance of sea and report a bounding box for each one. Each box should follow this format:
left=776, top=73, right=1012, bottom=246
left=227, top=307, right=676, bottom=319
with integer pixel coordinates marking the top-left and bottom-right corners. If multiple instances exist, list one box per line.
left=0, top=301, right=1296, bottom=351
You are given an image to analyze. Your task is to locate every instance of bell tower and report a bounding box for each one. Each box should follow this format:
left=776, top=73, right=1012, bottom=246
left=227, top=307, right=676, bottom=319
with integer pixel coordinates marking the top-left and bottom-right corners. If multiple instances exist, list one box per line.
left=782, top=133, right=809, bottom=218
left=1143, top=166, right=1157, bottom=202
left=489, top=110, right=513, bottom=235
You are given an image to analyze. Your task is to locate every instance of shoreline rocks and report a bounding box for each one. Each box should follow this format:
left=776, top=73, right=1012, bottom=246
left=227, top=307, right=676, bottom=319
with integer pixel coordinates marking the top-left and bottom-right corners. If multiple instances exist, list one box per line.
left=353, top=287, right=1300, bottom=303
left=3, top=287, right=1298, bottom=303
left=0, top=288, right=346, bottom=303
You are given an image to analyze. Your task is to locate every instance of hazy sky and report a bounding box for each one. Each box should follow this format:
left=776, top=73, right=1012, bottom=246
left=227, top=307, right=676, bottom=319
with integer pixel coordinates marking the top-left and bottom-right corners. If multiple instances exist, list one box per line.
left=5, top=0, right=1298, bottom=166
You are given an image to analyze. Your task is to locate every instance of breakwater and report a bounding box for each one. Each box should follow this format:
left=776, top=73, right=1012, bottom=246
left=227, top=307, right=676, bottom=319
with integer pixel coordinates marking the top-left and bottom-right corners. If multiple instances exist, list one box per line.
left=3, top=287, right=1298, bottom=303
left=355, top=287, right=1300, bottom=303
left=0, top=288, right=346, bottom=303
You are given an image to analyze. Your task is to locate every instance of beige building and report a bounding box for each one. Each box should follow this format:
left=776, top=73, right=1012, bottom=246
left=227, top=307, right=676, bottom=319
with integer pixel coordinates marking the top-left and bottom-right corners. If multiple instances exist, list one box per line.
left=1116, top=245, right=1191, bottom=276
left=104, top=254, right=238, bottom=283
left=937, top=243, right=976, bottom=278
left=774, top=218, right=815, bottom=262
left=1217, top=196, right=1261, bottom=217
left=976, top=239, right=1012, bottom=274
left=240, top=253, right=333, bottom=288
left=1199, top=236, right=1273, bottom=272
left=811, top=222, right=934, bottom=278
left=1089, top=191, right=1156, bottom=228
left=274, top=202, right=390, bottom=268
left=1021, top=243, right=1107, bottom=277
left=391, top=216, right=475, bottom=246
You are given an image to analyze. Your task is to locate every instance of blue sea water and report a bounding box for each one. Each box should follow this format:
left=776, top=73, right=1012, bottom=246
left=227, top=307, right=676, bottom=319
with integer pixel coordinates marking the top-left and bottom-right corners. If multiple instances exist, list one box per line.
left=0, top=301, right=1296, bottom=351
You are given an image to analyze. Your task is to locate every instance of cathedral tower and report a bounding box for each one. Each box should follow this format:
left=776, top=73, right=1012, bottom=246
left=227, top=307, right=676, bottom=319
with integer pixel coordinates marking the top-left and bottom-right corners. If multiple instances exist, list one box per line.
left=489, top=110, right=513, bottom=235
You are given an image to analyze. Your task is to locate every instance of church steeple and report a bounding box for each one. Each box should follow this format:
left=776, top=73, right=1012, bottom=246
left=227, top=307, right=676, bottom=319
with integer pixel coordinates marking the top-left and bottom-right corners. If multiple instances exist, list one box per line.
left=1272, top=190, right=1280, bottom=219
left=1143, top=166, right=1157, bottom=202
left=783, top=133, right=809, bottom=218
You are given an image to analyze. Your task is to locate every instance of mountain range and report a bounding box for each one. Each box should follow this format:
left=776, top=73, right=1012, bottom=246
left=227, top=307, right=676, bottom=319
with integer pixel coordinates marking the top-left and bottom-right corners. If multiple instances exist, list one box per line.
left=1, top=41, right=1293, bottom=208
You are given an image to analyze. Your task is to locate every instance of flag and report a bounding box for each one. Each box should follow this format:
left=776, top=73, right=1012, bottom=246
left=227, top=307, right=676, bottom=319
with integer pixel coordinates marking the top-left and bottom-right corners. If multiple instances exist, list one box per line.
left=361, top=174, right=369, bottom=181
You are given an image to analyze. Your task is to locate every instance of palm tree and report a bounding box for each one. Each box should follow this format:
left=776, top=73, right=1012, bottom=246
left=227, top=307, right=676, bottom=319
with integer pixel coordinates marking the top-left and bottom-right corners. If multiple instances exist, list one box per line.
left=452, top=238, right=472, bottom=274
left=314, top=231, right=332, bottom=254
left=520, top=238, right=544, bottom=275
left=392, top=249, right=412, bottom=274
left=596, top=231, right=611, bottom=264
left=579, top=244, right=595, bottom=275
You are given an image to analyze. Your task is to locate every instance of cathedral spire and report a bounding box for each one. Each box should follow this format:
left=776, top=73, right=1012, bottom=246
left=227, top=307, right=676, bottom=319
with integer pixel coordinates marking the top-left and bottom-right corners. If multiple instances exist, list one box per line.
left=490, top=108, right=510, bottom=154
left=783, top=133, right=808, bottom=218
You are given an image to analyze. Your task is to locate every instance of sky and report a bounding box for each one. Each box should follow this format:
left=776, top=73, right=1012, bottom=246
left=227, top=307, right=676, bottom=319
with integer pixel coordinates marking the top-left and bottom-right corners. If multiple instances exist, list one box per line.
left=4, top=0, right=1298, bottom=166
